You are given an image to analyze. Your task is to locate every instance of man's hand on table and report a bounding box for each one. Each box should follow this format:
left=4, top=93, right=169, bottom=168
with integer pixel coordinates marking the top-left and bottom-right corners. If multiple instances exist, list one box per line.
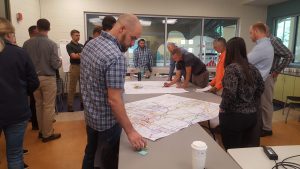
left=176, top=82, right=189, bottom=88
left=127, top=130, right=147, bottom=151
left=163, top=82, right=171, bottom=87
left=208, top=86, right=217, bottom=93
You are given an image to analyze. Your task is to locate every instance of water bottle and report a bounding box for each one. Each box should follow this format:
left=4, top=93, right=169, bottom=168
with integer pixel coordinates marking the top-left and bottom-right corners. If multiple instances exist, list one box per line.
left=141, top=67, right=144, bottom=79
left=138, top=67, right=142, bottom=81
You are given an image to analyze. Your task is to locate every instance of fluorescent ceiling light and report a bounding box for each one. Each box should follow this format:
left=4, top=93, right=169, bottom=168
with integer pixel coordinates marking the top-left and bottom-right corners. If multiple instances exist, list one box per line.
left=139, top=20, right=151, bottom=26
left=189, top=40, right=194, bottom=45
left=181, top=40, right=186, bottom=45
left=162, top=19, right=177, bottom=24
left=188, top=48, right=193, bottom=52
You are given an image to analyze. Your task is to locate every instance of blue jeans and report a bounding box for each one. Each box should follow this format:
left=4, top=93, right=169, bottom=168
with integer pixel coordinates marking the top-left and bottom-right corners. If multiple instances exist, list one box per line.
left=169, top=59, right=176, bottom=80
left=1, top=120, right=27, bottom=169
left=82, top=124, right=122, bottom=169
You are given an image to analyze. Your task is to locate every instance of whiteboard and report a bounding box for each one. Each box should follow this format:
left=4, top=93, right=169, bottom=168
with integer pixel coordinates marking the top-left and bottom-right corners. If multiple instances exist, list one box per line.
left=58, top=40, right=70, bottom=73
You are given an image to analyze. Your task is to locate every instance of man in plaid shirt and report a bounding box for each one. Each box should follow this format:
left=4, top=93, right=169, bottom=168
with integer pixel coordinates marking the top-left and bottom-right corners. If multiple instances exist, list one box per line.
left=80, top=14, right=147, bottom=169
left=261, top=33, right=293, bottom=137
left=133, top=39, right=153, bottom=78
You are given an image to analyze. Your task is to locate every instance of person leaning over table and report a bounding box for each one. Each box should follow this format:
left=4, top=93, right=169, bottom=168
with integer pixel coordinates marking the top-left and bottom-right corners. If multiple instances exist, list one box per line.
left=219, top=37, right=265, bottom=150
left=164, top=47, right=208, bottom=88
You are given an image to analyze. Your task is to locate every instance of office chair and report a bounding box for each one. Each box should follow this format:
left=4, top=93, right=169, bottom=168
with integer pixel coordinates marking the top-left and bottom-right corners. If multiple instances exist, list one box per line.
left=282, top=96, right=300, bottom=123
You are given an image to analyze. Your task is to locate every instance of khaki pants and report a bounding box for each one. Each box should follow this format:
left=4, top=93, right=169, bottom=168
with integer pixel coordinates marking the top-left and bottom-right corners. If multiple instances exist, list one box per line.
left=192, top=70, right=209, bottom=88
left=261, top=74, right=275, bottom=131
left=68, top=64, right=81, bottom=107
left=34, top=76, right=56, bottom=138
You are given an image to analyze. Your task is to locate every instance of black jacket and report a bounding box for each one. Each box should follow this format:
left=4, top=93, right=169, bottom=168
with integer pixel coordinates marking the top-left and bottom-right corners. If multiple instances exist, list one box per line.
left=0, top=40, right=39, bottom=126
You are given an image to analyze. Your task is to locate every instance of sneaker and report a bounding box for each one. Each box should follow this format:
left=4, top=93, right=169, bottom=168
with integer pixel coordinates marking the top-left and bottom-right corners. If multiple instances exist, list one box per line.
left=24, top=162, right=29, bottom=169
left=260, top=130, right=273, bottom=137
left=42, top=133, right=61, bottom=143
left=67, top=106, right=74, bottom=112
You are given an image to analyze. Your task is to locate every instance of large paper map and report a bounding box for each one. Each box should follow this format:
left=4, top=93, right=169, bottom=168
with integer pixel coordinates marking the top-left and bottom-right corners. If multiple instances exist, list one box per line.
left=125, top=81, right=188, bottom=94
left=125, top=94, right=219, bottom=141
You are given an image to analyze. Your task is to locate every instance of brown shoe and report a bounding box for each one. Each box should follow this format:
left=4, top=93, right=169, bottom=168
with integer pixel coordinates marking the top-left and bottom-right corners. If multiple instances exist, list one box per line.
left=42, top=133, right=61, bottom=143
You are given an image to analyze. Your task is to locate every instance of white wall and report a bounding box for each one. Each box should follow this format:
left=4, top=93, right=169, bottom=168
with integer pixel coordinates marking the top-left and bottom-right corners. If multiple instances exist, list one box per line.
left=10, top=0, right=40, bottom=46
left=38, top=0, right=267, bottom=51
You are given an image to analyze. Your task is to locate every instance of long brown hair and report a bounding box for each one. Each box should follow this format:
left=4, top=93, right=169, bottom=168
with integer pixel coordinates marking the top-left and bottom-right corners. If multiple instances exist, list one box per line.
left=224, top=37, right=254, bottom=85
left=0, top=17, right=15, bottom=52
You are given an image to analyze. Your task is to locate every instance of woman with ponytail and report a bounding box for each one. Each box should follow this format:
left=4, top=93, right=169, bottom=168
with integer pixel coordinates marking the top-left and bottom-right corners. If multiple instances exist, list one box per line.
left=0, top=17, right=39, bottom=169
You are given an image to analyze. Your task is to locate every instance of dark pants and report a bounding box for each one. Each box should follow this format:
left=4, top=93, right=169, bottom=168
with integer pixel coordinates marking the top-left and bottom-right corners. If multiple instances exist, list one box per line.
left=219, top=112, right=257, bottom=150
left=82, top=124, right=122, bottom=169
left=146, top=63, right=152, bottom=73
left=29, top=93, right=39, bottom=130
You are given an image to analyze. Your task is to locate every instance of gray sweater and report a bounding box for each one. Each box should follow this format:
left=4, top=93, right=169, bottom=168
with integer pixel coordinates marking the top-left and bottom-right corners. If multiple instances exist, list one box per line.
left=23, top=35, right=61, bottom=76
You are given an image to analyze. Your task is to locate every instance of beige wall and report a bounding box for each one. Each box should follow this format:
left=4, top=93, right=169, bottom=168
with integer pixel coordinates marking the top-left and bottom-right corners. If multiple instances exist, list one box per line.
left=39, top=0, right=267, bottom=51
left=10, top=0, right=40, bottom=46
left=10, top=0, right=267, bottom=50
left=0, top=0, right=6, bottom=18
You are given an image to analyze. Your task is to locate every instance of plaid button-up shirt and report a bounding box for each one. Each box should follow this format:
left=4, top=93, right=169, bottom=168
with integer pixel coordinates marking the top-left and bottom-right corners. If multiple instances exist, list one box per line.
left=133, top=47, right=153, bottom=69
left=80, top=31, right=126, bottom=131
left=270, top=35, right=293, bottom=73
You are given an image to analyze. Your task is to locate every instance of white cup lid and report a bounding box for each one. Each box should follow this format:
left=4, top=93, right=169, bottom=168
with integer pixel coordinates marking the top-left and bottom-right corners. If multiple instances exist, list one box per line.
left=191, top=141, right=207, bottom=150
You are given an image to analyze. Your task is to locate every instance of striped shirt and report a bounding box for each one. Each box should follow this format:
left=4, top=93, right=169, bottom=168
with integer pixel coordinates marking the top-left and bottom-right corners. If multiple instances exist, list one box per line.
left=80, top=31, right=126, bottom=131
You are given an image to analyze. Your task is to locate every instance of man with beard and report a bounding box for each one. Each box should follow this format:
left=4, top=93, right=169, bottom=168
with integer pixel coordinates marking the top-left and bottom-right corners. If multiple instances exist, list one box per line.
left=80, top=13, right=147, bottom=169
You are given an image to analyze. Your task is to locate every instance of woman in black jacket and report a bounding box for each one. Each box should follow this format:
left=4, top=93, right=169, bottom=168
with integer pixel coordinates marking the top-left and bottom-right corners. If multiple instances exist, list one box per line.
left=0, top=17, right=39, bottom=169
left=219, top=37, right=264, bottom=150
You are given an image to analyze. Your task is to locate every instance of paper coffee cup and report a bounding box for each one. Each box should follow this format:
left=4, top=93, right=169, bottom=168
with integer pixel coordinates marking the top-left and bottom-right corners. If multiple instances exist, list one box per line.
left=191, top=141, right=207, bottom=169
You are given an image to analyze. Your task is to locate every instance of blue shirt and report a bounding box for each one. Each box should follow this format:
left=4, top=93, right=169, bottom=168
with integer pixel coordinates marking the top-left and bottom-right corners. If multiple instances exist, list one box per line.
left=248, top=37, right=274, bottom=81
left=80, top=31, right=126, bottom=131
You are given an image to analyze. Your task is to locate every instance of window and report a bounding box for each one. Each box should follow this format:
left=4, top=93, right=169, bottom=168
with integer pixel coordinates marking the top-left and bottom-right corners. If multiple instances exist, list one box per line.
left=85, top=14, right=118, bottom=39
left=166, top=18, right=202, bottom=65
left=295, top=17, right=300, bottom=63
left=85, top=13, right=239, bottom=67
left=203, top=19, right=238, bottom=64
left=275, top=15, right=300, bottom=64
left=276, top=17, right=296, bottom=51
left=128, top=16, right=166, bottom=67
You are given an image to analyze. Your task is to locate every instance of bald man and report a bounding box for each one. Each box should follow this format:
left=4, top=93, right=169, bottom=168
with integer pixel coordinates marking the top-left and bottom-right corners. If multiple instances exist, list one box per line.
left=248, top=23, right=274, bottom=145
left=81, top=14, right=146, bottom=169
